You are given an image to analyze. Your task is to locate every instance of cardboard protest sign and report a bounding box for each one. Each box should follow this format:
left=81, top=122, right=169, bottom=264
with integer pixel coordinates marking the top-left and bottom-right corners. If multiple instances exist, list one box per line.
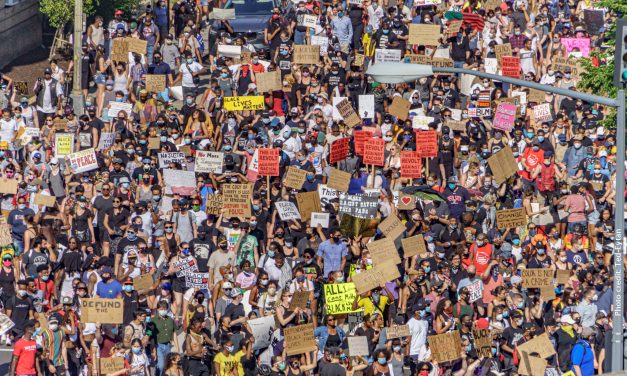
left=561, top=38, right=590, bottom=57
left=340, top=193, right=378, bottom=219
left=34, top=194, right=56, bottom=207
left=195, top=150, right=224, bottom=173
left=209, top=8, right=236, bottom=20
left=555, top=270, right=570, bottom=284
left=522, top=269, right=553, bottom=288
left=111, top=38, right=128, bottom=62
left=275, top=201, right=301, bottom=221
left=374, top=49, right=402, bottom=63
left=378, top=214, right=405, bottom=240
left=14, top=81, right=28, bottom=96
left=348, top=336, right=370, bottom=356
left=353, top=130, right=373, bottom=156
left=205, top=194, right=223, bottom=215
left=493, top=103, right=516, bottom=131
left=516, top=333, right=555, bottom=359
left=330, top=138, right=349, bottom=164
left=289, top=291, right=310, bottom=310
left=401, top=235, right=427, bottom=258
left=473, top=328, right=493, bottom=358
left=354, top=53, right=365, bottom=66
left=415, top=130, right=438, bottom=157
left=496, top=208, right=527, bottom=228
left=126, top=38, right=147, bottom=54
left=148, top=137, right=160, bottom=149
left=258, top=148, right=280, bottom=176
left=483, top=0, right=501, bottom=9
left=222, top=183, right=254, bottom=217
left=494, top=43, right=512, bottom=63
left=389, top=96, right=411, bottom=121
left=67, top=148, right=98, bottom=174
left=311, top=212, right=330, bottom=228
left=408, top=24, right=441, bottom=45
left=400, top=151, right=422, bottom=178
left=324, top=283, right=359, bottom=314
left=431, top=57, right=454, bottom=72
left=336, top=98, right=361, bottom=127
left=311, top=35, right=329, bottom=55
left=255, top=70, right=282, bottom=93
left=404, top=54, right=432, bottom=64
left=363, top=138, right=385, bottom=166
left=501, top=56, right=520, bottom=78
left=368, top=238, right=401, bottom=265
left=352, top=259, right=400, bottom=294
left=158, top=152, right=185, bottom=168
left=584, top=9, right=604, bottom=35
left=327, top=168, right=351, bottom=192
left=285, top=166, right=308, bottom=190
left=396, top=193, right=416, bottom=210
left=249, top=315, right=276, bottom=350
left=446, top=20, right=462, bottom=37
left=428, top=331, right=462, bottom=363
left=387, top=325, right=411, bottom=339
left=533, top=103, right=553, bottom=123
left=446, top=119, right=467, bottom=133
left=487, top=146, right=518, bottom=184
left=296, top=191, right=321, bottom=221
left=518, top=352, right=547, bottom=376
left=54, top=133, right=74, bottom=156
left=100, top=358, right=125, bottom=374
left=81, top=298, right=124, bottom=324
left=0, top=218, right=10, bottom=246
left=133, top=273, right=154, bottom=291
left=293, top=45, right=320, bottom=65
left=284, top=323, right=317, bottom=355
left=339, top=214, right=379, bottom=238
left=145, top=75, right=166, bottom=92
left=223, top=96, right=265, bottom=111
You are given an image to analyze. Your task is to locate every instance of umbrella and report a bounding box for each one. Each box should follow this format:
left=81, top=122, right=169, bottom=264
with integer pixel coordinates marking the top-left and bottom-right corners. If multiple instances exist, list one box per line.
left=400, top=185, right=447, bottom=202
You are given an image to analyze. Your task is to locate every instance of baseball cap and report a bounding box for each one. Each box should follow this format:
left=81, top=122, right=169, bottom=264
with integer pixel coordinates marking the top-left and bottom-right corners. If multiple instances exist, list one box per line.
left=222, top=281, right=233, bottom=289
left=115, top=10, right=124, bottom=15
left=561, top=314, right=576, bottom=325
left=44, top=68, right=52, bottom=75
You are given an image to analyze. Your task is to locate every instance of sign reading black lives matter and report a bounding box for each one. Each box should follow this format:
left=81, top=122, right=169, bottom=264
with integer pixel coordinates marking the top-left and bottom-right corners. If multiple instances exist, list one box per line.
left=339, top=193, right=379, bottom=219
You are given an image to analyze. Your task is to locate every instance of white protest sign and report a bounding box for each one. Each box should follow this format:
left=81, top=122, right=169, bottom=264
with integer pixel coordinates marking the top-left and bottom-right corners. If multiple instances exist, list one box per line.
left=533, top=103, right=553, bottom=123
left=485, top=58, right=498, bottom=74
left=318, top=184, right=338, bottom=210
left=163, top=169, right=196, bottom=195
left=358, top=95, right=375, bottom=119
left=300, top=14, right=317, bottom=28
left=275, top=201, right=301, bottom=221
left=158, top=152, right=186, bottom=168
left=218, top=45, right=242, bottom=58
left=311, top=36, right=329, bottom=55
left=195, top=150, right=224, bottom=174
left=248, top=315, right=276, bottom=350
left=107, top=101, right=133, bottom=118
left=375, top=49, right=401, bottom=63
left=310, top=212, right=330, bottom=228
left=97, top=133, right=117, bottom=150
left=332, top=97, right=347, bottom=121
left=412, top=115, right=434, bottom=130
left=67, top=148, right=98, bottom=174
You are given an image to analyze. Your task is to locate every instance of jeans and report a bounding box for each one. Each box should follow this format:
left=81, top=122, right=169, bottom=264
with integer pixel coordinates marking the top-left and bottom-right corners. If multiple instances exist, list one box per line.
left=156, top=343, right=172, bottom=376
left=146, top=44, right=155, bottom=65
left=13, top=239, right=24, bottom=257
left=294, top=29, right=306, bottom=45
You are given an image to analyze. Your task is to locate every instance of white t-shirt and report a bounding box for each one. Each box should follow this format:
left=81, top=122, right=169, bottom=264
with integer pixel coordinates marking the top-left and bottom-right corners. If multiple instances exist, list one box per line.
left=0, top=118, right=16, bottom=144
left=181, top=61, right=203, bottom=87
left=36, top=79, right=64, bottom=113
left=407, top=317, right=428, bottom=356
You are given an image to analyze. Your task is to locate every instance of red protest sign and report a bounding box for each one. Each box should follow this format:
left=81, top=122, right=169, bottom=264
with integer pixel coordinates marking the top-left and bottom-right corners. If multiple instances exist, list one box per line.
left=354, top=130, right=373, bottom=156
left=501, top=56, right=520, bottom=78
left=363, top=138, right=385, bottom=166
left=415, top=130, right=438, bottom=158
left=401, top=151, right=422, bottom=178
left=258, top=148, right=279, bottom=176
left=330, top=138, right=349, bottom=164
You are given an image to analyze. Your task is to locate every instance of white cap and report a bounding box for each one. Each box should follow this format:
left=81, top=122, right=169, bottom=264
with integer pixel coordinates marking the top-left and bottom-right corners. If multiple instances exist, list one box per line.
left=222, top=281, right=233, bottom=289
left=560, top=314, right=575, bottom=325
left=50, top=157, right=59, bottom=164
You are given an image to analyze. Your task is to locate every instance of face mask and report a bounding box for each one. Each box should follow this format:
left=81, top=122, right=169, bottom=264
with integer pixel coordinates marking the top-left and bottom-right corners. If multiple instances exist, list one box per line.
left=448, top=183, right=456, bottom=190
left=49, top=323, right=59, bottom=331
left=516, top=319, right=524, bottom=326
left=496, top=314, right=503, bottom=321
left=18, top=204, right=26, bottom=210
left=124, top=285, right=133, bottom=292
left=226, top=345, right=235, bottom=353
left=537, top=248, right=545, bottom=255
left=132, top=347, right=142, bottom=354
left=594, top=169, right=601, bottom=174
left=187, top=58, right=194, bottom=64
left=268, top=287, right=277, bottom=295
left=278, top=362, right=287, bottom=371
left=267, top=250, right=275, bottom=258
left=160, top=136, right=167, bottom=142
left=377, top=358, right=387, bottom=365
left=423, top=266, right=430, bottom=273
left=2, top=260, right=11, bottom=267
left=574, top=143, right=582, bottom=149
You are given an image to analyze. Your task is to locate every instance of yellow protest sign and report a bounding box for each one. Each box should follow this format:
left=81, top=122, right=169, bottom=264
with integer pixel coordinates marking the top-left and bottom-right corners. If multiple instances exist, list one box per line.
left=55, top=133, right=74, bottom=156
left=223, top=96, right=265, bottom=111
left=324, top=283, right=360, bottom=315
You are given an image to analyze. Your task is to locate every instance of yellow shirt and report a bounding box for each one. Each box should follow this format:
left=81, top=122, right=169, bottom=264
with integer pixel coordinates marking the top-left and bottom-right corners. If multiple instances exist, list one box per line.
left=214, top=352, right=242, bottom=376
left=356, top=295, right=389, bottom=316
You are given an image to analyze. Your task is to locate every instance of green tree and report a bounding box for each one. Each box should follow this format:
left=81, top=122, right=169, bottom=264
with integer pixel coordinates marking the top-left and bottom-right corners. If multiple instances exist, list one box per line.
left=39, top=0, right=99, bottom=29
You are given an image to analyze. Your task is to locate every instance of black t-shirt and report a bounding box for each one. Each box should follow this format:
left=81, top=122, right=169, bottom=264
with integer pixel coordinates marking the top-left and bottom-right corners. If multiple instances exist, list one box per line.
left=93, top=195, right=114, bottom=226
left=374, top=30, right=398, bottom=49
left=224, top=302, right=245, bottom=333
left=106, top=208, right=131, bottom=235
left=451, top=36, right=470, bottom=62
left=323, top=71, right=346, bottom=91
left=318, top=361, right=347, bottom=376
left=122, top=290, right=140, bottom=325
left=502, top=326, right=524, bottom=356
left=8, top=295, right=34, bottom=330
left=190, top=239, right=215, bottom=272
left=116, top=237, right=142, bottom=256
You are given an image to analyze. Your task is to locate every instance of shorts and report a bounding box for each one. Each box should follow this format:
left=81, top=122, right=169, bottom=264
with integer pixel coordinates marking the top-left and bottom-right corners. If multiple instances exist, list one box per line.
left=172, top=278, right=186, bottom=293
left=200, top=0, right=209, bottom=5
left=94, top=73, right=106, bottom=85
left=587, top=210, right=600, bottom=226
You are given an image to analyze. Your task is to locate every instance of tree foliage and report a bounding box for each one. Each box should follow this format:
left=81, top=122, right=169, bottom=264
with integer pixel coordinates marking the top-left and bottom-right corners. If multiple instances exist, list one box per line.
left=40, top=0, right=99, bottom=29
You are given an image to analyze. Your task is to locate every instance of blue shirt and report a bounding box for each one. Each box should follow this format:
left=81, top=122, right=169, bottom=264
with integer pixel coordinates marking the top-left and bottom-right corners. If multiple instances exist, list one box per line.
left=8, top=207, right=36, bottom=240
left=570, top=340, right=594, bottom=376
left=331, top=16, right=353, bottom=44
left=316, top=239, right=348, bottom=278
left=96, top=280, right=123, bottom=298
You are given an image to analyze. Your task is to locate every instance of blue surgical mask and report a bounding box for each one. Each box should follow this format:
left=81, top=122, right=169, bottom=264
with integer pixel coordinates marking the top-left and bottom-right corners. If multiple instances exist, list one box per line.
left=115, top=97, right=124, bottom=102
left=268, top=250, right=275, bottom=258
left=124, top=285, right=133, bottom=292
left=221, top=73, right=228, bottom=78
left=538, top=136, right=545, bottom=142
left=187, top=58, right=194, bottom=64
left=132, top=347, right=142, bottom=354
left=423, top=266, right=430, bottom=273
left=18, top=204, right=26, bottom=210
left=448, top=183, right=456, bottom=190
left=377, top=358, right=387, bottom=365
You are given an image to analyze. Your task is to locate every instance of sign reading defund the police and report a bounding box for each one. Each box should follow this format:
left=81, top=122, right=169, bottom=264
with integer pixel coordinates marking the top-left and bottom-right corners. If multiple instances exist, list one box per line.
left=81, top=298, right=124, bottom=324
left=324, top=283, right=360, bottom=314
left=339, top=193, right=379, bottom=219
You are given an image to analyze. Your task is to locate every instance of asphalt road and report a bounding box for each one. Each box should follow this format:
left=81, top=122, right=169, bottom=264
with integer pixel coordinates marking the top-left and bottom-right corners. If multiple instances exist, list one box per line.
left=0, top=347, right=12, bottom=374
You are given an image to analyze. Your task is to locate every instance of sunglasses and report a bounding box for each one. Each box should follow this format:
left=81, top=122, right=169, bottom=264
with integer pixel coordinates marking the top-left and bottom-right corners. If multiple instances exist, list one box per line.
left=165, top=226, right=173, bottom=229
left=113, top=200, right=121, bottom=203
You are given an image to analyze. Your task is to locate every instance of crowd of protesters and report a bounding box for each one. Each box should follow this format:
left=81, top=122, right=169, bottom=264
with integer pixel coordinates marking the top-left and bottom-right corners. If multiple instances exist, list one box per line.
left=1, top=0, right=625, bottom=375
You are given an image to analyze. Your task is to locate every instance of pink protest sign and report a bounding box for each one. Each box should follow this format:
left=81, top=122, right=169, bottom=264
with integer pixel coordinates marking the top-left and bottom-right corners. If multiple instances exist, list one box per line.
left=493, top=103, right=516, bottom=131
left=561, top=38, right=590, bottom=57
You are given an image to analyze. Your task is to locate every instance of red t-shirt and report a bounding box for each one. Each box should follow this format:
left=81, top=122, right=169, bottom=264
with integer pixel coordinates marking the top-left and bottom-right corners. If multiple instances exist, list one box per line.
left=13, top=338, right=37, bottom=375
left=34, top=278, right=55, bottom=310
left=520, top=148, right=544, bottom=180
left=471, top=242, right=493, bottom=274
